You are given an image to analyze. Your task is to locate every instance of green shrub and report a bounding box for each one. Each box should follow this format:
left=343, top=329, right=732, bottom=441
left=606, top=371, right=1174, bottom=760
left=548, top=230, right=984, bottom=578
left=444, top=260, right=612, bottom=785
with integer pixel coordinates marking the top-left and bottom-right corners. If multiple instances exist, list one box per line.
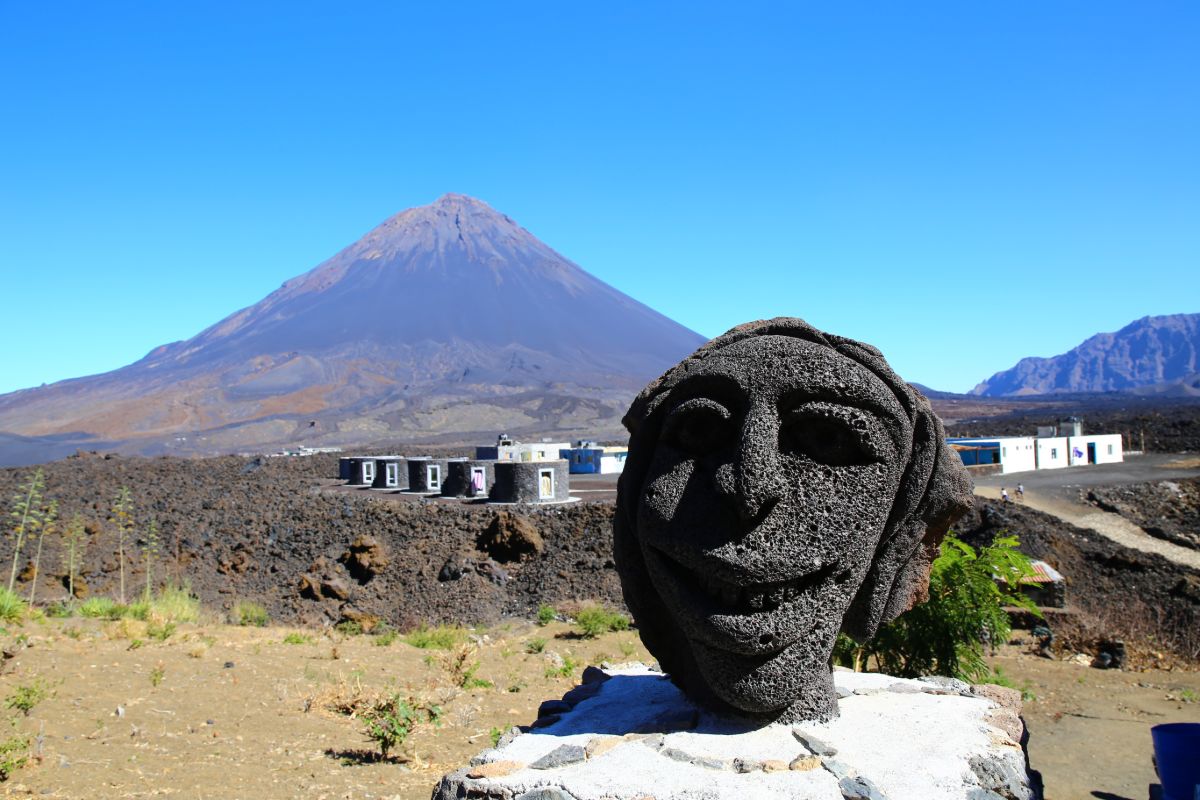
left=544, top=655, right=578, bottom=679
left=834, top=532, right=1040, bottom=682
left=233, top=601, right=269, bottom=627
left=146, top=621, right=176, bottom=641
left=573, top=605, right=630, bottom=638
left=359, top=693, right=442, bottom=760
left=44, top=602, right=73, bottom=619
left=402, top=625, right=467, bottom=650
left=525, top=637, right=546, bottom=654
left=0, top=723, right=28, bottom=781
left=5, top=678, right=52, bottom=716
left=283, top=632, right=313, bottom=645
left=334, top=620, right=364, bottom=636
left=78, top=597, right=121, bottom=620
left=151, top=584, right=200, bottom=623
left=374, top=629, right=400, bottom=647
left=125, top=601, right=150, bottom=621
left=535, top=604, right=556, bottom=626
left=0, top=589, right=26, bottom=625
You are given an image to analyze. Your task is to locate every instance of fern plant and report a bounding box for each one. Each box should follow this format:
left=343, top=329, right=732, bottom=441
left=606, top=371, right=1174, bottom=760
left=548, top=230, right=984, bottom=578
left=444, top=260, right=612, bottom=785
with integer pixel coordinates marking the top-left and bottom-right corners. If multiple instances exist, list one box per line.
left=835, top=532, right=1041, bottom=682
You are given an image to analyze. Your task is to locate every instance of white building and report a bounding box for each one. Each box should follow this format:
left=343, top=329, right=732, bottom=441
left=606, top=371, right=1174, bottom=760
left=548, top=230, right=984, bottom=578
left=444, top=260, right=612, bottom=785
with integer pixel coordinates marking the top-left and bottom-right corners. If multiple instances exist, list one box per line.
left=948, top=428, right=1123, bottom=475
left=560, top=442, right=629, bottom=474
left=475, top=434, right=571, bottom=463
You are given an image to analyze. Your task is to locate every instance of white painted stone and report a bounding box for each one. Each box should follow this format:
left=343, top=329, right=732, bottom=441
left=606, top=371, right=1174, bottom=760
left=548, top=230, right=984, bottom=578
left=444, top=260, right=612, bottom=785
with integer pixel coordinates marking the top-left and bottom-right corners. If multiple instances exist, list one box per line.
left=432, top=665, right=1038, bottom=800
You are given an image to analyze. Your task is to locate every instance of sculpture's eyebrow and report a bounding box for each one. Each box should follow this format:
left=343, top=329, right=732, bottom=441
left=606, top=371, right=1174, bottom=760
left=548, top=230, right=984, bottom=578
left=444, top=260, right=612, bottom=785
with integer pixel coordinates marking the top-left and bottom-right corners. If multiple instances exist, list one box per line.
left=778, top=389, right=904, bottom=423
left=663, top=372, right=745, bottom=411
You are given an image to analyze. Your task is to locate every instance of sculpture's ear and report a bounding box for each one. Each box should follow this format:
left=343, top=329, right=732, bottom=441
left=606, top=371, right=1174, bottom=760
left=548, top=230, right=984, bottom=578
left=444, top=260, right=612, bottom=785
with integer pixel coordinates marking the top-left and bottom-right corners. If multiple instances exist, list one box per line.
left=841, top=396, right=973, bottom=642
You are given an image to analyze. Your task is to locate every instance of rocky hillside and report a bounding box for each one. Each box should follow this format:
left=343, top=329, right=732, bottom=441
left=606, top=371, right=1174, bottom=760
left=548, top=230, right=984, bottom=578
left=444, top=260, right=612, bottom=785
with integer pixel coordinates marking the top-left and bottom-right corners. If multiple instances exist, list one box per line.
left=1, top=453, right=1196, bottom=662
left=0, top=194, right=705, bottom=463
left=972, top=313, right=1200, bottom=397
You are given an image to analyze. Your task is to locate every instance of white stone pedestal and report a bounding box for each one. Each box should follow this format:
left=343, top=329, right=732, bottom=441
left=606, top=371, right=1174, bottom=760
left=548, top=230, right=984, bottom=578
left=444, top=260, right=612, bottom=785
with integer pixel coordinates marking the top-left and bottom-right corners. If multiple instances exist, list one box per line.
left=432, top=664, right=1040, bottom=800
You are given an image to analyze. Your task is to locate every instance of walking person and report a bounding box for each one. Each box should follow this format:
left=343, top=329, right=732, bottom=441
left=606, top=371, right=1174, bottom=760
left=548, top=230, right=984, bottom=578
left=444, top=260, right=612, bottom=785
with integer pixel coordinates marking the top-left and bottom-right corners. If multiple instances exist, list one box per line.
left=1016, top=483, right=1024, bottom=502
left=1001, top=487, right=1009, bottom=503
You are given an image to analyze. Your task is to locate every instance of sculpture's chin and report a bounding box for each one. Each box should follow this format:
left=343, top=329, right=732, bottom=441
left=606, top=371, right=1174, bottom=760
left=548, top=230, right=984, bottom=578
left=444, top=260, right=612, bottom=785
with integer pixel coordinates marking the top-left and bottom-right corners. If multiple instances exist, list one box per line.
left=690, top=638, right=839, bottom=723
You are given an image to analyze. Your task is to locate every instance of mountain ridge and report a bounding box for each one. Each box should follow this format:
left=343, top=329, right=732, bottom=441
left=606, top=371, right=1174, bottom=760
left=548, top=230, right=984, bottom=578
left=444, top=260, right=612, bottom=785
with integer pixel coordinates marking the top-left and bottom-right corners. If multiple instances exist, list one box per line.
left=971, top=313, right=1200, bottom=397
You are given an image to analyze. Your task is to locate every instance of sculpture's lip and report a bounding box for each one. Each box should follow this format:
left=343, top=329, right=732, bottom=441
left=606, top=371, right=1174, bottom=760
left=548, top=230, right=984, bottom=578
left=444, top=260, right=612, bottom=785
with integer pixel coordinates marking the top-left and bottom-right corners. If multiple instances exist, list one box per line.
left=648, top=545, right=836, bottom=618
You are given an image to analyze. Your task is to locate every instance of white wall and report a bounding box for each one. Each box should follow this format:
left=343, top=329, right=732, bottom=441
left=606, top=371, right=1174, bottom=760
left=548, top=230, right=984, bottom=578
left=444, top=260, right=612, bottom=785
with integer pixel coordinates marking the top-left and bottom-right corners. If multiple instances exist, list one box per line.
left=998, top=437, right=1037, bottom=474
left=1067, top=434, right=1124, bottom=465
left=598, top=454, right=627, bottom=474
left=1035, top=437, right=1069, bottom=470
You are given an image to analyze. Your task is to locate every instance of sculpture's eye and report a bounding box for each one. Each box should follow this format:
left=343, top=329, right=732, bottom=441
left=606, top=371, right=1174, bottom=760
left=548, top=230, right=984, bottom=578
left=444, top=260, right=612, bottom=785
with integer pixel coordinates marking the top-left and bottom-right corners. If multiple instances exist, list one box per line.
left=781, top=409, right=875, bottom=466
left=663, top=397, right=733, bottom=456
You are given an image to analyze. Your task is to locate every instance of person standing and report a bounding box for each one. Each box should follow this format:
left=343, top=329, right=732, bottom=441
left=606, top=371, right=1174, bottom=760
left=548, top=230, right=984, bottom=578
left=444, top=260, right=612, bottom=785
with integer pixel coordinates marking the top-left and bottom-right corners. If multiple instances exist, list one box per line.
left=1016, top=483, right=1024, bottom=501
left=1001, top=487, right=1009, bottom=503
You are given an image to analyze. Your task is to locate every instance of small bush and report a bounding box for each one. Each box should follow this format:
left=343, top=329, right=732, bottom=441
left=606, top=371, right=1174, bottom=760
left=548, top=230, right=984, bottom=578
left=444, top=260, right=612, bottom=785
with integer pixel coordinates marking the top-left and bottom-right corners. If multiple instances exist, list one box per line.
left=0, top=723, right=28, bottom=781
left=334, top=620, right=364, bottom=636
left=44, top=602, right=73, bottom=619
left=402, top=625, right=467, bottom=650
left=573, top=605, right=630, bottom=638
left=233, top=601, right=269, bottom=627
left=359, top=693, right=441, bottom=760
left=535, top=604, right=556, bottom=626
left=283, top=632, right=313, bottom=645
left=125, top=601, right=151, bottom=621
left=146, top=621, right=176, bottom=641
left=0, top=589, right=27, bottom=625
left=525, top=637, right=546, bottom=654
left=544, top=655, right=578, bottom=680
left=374, top=629, right=400, bottom=647
left=5, top=678, right=52, bottom=716
left=151, top=584, right=200, bottom=623
left=149, top=662, right=165, bottom=687
left=78, top=597, right=121, bottom=620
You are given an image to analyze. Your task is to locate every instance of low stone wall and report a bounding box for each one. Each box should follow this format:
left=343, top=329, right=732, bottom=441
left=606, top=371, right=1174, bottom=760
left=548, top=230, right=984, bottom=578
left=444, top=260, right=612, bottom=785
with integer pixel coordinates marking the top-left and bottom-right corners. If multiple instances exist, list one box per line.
left=433, top=664, right=1040, bottom=800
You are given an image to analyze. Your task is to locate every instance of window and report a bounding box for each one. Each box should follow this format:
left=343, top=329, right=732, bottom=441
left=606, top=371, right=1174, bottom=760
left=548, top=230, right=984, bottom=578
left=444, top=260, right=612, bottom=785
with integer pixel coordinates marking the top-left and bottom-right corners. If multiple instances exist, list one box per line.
left=1051, top=448, right=1058, bottom=459
left=1107, top=444, right=1113, bottom=455
left=363, top=462, right=375, bottom=483
left=1002, top=447, right=1007, bottom=457
left=427, top=465, right=441, bottom=490
left=538, top=469, right=554, bottom=500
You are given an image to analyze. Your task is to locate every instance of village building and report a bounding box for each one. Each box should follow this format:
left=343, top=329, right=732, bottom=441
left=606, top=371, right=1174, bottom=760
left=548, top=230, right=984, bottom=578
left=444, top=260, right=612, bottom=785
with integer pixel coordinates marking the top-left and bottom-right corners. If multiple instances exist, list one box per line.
left=345, top=456, right=381, bottom=486
left=406, top=457, right=449, bottom=493
left=338, top=456, right=353, bottom=481
left=489, top=459, right=571, bottom=504
left=371, top=456, right=407, bottom=489
left=560, top=441, right=629, bottom=474
left=475, top=433, right=571, bottom=462
left=440, top=459, right=496, bottom=498
left=948, top=418, right=1123, bottom=475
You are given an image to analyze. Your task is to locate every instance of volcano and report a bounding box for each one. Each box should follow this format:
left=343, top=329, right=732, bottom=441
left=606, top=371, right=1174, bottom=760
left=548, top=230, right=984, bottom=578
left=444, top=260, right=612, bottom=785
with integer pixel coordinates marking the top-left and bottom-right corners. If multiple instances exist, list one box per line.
left=0, top=194, right=705, bottom=460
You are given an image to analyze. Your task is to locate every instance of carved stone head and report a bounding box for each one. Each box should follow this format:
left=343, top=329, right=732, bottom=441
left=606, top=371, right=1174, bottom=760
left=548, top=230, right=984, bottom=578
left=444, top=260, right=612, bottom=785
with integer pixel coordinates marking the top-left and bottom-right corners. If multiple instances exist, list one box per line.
left=614, top=318, right=972, bottom=723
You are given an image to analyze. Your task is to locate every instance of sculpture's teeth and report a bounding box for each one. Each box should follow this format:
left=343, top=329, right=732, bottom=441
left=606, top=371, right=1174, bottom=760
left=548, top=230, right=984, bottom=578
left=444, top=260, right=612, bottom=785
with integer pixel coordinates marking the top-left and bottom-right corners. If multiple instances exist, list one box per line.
left=747, top=591, right=765, bottom=611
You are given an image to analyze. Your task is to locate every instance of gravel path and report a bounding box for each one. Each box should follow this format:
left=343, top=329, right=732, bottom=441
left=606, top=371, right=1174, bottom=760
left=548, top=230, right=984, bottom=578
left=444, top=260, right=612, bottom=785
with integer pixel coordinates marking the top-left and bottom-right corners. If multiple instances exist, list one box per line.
left=974, top=485, right=1200, bottom=570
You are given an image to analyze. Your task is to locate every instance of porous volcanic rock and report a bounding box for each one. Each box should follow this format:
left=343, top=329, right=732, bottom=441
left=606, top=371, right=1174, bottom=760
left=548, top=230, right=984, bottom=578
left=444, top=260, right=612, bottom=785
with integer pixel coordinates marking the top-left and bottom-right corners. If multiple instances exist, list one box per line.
left=614, top=319, right=973, bottom=723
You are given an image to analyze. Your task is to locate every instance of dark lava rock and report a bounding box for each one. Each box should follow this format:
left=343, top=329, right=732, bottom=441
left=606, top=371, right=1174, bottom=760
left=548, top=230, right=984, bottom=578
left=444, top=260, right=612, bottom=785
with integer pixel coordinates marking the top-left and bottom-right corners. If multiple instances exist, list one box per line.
left=477, top=511, right=544, bottom=562
left=613, top=318, right=972, bottom=723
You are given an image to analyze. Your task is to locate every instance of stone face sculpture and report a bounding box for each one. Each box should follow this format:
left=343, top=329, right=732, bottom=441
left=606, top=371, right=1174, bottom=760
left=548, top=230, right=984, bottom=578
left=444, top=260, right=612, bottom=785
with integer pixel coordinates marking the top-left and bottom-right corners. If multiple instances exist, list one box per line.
left=614, top=318, right=973, bottom=723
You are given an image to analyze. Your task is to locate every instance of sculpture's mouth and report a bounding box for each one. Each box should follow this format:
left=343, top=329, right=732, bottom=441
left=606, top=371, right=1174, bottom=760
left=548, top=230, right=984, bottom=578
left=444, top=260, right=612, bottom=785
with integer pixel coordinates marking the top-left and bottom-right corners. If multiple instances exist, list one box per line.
left=650, top=546, right=837, bottom=616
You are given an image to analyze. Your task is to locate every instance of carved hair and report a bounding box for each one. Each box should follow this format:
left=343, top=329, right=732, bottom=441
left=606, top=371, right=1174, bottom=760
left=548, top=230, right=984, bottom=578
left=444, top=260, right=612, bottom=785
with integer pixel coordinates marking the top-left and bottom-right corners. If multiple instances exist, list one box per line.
left=614, top=317, right=972, bottom=651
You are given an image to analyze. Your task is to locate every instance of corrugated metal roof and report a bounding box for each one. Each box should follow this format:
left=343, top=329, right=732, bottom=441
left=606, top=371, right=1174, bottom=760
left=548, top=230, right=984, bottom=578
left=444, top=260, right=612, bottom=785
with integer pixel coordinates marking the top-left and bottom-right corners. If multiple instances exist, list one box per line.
left=1023, top=560, right=1065, bottom=584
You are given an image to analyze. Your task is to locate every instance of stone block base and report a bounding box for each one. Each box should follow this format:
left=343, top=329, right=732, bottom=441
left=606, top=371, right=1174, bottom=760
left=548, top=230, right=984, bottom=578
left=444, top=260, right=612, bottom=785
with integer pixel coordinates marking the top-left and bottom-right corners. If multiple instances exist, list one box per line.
left=432, top=664, right=1041, bottom=800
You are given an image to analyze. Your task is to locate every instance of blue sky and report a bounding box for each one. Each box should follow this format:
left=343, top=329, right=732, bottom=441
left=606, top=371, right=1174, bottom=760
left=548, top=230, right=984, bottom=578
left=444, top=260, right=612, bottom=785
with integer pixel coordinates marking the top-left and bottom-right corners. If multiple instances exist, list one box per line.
left=1, top=2, right=1197, bottom=395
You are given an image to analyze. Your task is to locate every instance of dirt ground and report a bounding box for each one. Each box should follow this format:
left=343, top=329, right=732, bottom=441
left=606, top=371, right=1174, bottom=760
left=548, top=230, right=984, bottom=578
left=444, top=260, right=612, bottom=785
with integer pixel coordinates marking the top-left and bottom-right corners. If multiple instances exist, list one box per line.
left=0, top=617, right=1196, bottom=800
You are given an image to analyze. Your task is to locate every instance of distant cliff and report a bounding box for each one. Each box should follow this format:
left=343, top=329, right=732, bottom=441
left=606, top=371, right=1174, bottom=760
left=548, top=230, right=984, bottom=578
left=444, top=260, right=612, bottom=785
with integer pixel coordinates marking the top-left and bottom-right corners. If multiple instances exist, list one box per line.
left=971, top=314, right=1200, bottom=397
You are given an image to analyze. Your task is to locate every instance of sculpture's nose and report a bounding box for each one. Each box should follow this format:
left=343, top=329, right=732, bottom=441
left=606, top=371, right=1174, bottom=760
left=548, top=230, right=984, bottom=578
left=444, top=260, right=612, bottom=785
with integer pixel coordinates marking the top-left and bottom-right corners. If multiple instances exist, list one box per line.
left=714, top=408, right=786, bottom=523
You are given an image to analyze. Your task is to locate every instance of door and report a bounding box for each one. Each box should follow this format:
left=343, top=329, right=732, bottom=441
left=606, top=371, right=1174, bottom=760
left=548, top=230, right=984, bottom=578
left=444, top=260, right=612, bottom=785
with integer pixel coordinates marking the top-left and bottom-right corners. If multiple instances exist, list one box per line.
left=471, top=467, right=486, bottom=495
left=385, top=462, right=398, bottom=487
left=538, top=469, right=554, bottom=500
left=1087, top=443, right=1096, bottom=464
left=427, top=464, right=441, bottom=490
left=362, top=461, right=375, bottom=484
